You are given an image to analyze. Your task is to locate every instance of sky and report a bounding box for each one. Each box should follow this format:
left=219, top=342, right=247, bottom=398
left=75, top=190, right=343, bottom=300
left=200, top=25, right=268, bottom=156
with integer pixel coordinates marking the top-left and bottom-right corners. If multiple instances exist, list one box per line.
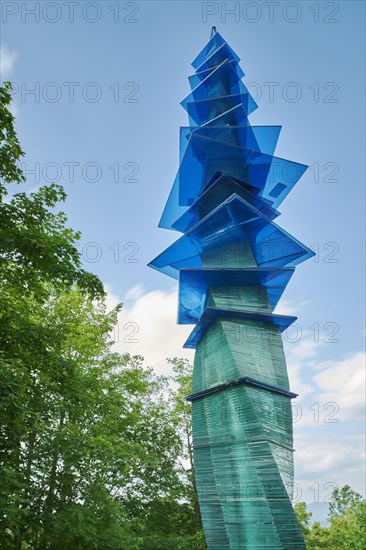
left=1, top=0, right=365, bottom=524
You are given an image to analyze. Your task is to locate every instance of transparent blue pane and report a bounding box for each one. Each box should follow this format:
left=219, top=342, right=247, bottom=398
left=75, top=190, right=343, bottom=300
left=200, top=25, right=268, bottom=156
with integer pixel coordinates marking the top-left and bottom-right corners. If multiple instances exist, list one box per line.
left=189, top=59, right=244, bottom=90
left=183, top=307, right=297, bottom=349
left=191, top=31, right=240, bottom=70
left=185, top=93, right=258, bottom=127
left=159, top=132, right=307, bottom=230
left=188, top=125, right=282, bottom=156
left=195, top=41, right=241, bottom=73
left=181, top=60, right=256, bottom=109
left=178, top=267, right=294, bottom=324
left=150, top=195, right=315, bottom=278
left=172, top=174, right=279, bottom=233
left=178, top=133, right=307, bottom=209
left=196, top=104, right=251, bottom=127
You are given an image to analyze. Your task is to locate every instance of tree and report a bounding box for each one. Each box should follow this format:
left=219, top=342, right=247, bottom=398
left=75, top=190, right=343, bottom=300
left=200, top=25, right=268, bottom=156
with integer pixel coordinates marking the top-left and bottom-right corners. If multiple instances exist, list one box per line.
left=125, top=357, right=206, bottom=550
left=0, top=82, right=25, bottom=189
left=294, top=501, right=312, bottom=540
left=294, top=487, right=366, bottom=550
left=0, top=81, right=206, bottom=549
left=0, top=285, right=192, bottom=549
left=0, top=82, right=103, bottom=299
left=0, top=80, right=106, bottom=549
left=326, top=486, right=366, bottom=550
left=306, top=520, right=330, bottom=549
left=168, top=357, right=202, bottom=533
left=328, top=485, right=362, bottom=518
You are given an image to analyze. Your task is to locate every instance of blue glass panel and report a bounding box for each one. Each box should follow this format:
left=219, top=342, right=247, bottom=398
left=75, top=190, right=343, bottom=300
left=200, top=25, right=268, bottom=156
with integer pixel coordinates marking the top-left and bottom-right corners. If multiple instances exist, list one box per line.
left=159, top=175, right=188, bottom=231
left=196, top=104, right=250, bottom=127
left=189, top=59, right=244, bottom=90
left=178, top=267, right=294, bottom=324
left=176, top=133, right=306, bottom=209
left=183, top=307, right=297, bottom=349
left=172, top=174, right=279, bottom=233
left=178, top=125, right=281, bottom=181
left=185, top=93, right=258, bottom=126
left=179, top=127, right=194, bottom=161
left=247, top=153, right=308, bottom=207
left=158, top=133, right=307, bottom=229
left=150, top=195, right=315, bottom=278
left=168, top=122, right=284, bottom=231
left=181, top=60, right=256, bottom=108
left=189, top=125, right=281, bottom=156
left=149, top=236, right=201, bottom=279
left=203, top=172, right=276, bottom=209
left=195, top=41, right=241, bottom=73
left=191, top=31, right=240, bottom=70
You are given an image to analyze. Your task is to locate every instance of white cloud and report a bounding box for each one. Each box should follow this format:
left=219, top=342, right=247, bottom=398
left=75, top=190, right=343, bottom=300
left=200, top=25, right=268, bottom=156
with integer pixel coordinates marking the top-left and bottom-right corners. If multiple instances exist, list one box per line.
left=296, top=438, right=364, bottom=476
left=275, top=298, right=310, bottom=316
left=124, top=283, right=145, bottom=303
left=0, top=45, right=17, bottom=77
left=0, top=46, right=18, bottom=117
left=284, top=334, right=365, bottom=423
left=278, top=302, right=365, bottom=421
left=104, top=284, right=122, bottom=311
left=286, top=338, right=318, bottom=363
left=285, top=338, right=319, bottom=398
left=294, top=435, right=366, bottom=502
left=108, top=285, right=194, bottom=374
left=312, top=352, right=365, bottom=419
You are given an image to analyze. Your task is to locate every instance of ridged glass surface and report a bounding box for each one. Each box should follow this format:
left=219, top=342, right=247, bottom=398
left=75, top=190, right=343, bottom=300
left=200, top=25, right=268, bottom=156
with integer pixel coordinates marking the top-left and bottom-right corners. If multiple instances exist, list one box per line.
left=178, top=267, right=294, bottom=323
left=148, top=27, right=313, bottom=549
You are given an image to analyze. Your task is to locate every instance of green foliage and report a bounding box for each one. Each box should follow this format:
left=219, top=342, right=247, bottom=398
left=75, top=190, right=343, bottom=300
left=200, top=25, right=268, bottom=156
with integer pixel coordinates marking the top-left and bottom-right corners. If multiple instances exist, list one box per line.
left=0, top=284, right=182, bottom=548
left=125, top=358, right=206, bottom=549
left=0, top=82, right=205, bottom=549
left=0, top=285, right=204, bottom=548
left=328, top=484, right=362, bottom=518
left=0, top=82, right=102, bottom=299
left=305, top=521, right=330, bottom=549
left=294, top=502, right=312, bottom=540
left=167, top=357, right=206, bottom=548
left=0, top=82, right=25, bottom=190
left=294, top=486, right=366, bottom=550
left=0, top=183, right=103, bottom=298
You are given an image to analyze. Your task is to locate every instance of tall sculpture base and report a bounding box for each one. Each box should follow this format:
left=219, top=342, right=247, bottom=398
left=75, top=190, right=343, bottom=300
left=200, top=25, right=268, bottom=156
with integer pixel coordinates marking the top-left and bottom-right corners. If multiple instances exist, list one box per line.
left=192, top=315, right=306, bottom=549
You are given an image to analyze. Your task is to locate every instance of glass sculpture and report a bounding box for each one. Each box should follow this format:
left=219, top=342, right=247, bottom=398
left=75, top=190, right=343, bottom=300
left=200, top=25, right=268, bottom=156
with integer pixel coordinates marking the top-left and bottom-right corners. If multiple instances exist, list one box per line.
left=149, top=27, right=313, bottom=549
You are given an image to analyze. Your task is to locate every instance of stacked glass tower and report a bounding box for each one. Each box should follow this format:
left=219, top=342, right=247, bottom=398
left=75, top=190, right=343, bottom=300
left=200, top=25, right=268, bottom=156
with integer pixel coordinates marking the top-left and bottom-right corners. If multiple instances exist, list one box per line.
left=149, top=28, right=313, bottom=549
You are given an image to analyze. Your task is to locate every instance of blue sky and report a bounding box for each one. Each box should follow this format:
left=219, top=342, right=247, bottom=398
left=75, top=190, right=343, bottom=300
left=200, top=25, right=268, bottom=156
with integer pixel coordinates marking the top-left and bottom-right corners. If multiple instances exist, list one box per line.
left=1, top=0, right=365, bottom=523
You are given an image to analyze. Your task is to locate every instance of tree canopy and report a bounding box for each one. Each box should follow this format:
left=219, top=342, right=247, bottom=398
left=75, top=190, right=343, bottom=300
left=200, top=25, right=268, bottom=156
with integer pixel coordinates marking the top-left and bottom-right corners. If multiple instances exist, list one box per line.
left=0, top=82, right=205, bottom=549
left=294, top=486, right=366, bottom=549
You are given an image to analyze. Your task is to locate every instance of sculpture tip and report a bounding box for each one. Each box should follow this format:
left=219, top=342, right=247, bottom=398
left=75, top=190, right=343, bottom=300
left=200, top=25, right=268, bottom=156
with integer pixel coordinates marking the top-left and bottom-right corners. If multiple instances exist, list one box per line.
left=211, top=26, right=217, bottom=37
